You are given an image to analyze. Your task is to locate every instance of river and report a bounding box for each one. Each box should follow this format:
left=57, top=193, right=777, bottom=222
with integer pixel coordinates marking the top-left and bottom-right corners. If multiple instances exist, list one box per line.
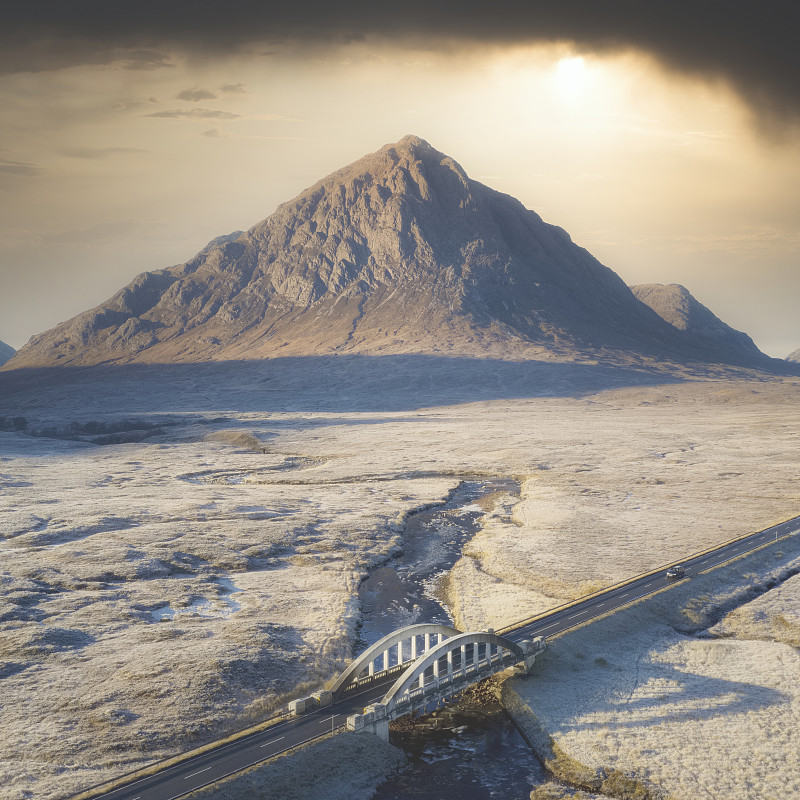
left=357, top=477, right=549, bottom=799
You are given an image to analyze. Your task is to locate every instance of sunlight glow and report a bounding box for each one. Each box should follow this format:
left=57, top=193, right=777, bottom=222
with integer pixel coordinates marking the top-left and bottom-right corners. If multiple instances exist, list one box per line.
left=553, top=56, right=588, bottom=105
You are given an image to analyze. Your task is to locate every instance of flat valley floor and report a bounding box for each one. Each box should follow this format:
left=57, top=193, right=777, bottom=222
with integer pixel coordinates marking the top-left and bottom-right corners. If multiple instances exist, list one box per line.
left=1, top=355, right=799, bottom=800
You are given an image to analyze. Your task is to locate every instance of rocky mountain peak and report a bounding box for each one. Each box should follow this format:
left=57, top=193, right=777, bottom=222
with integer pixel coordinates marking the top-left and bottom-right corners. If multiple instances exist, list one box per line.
left=239, top=133, right=484, bottom=306
left=4, top=137, right=782, bottom=371
left=630, top=283, right=762, bottom=360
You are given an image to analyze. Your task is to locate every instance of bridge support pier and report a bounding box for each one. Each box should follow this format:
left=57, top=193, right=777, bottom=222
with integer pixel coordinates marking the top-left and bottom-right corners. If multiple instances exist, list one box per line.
left=346, top=702, right=389, bottom=741
left=516, top=638, right=547, bottom=675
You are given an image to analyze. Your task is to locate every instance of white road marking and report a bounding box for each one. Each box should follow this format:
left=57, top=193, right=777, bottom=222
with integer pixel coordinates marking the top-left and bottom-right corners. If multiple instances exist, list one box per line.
left=567, top=612, right=586, bottom=619
left=184, top=767, right=212, bottom=780
left=259, top=736, right=286, bottom=748
left=164, top=727, right=338, bottom=800
left=619, top=593, right=629, bottom=598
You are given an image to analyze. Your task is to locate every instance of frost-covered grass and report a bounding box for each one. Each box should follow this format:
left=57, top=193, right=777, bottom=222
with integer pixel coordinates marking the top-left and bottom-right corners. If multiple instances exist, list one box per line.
left=711, top=572, right=800, bottom=647
left=504, top=540, right=800, bottom=800
left=1, top=360, right=799, bottom=798
left=0, top=431, right=449, bottom=798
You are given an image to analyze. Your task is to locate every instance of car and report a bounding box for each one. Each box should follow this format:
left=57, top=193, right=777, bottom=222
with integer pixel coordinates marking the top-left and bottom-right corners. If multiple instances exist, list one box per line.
left=666, top=565, right=685, bottom=580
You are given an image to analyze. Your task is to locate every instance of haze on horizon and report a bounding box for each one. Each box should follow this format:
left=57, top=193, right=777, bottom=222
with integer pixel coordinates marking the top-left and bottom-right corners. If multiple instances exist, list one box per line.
left=1, top=1, right=799, bottom=357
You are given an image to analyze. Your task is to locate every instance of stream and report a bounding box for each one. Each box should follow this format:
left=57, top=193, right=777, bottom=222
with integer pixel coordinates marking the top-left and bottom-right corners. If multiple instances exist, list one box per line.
left=358, top=477, right=549, bottom=799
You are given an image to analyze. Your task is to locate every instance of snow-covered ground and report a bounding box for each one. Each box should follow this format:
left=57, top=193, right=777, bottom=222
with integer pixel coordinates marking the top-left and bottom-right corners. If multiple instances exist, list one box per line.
left=1, top=358, right=799, bottom=799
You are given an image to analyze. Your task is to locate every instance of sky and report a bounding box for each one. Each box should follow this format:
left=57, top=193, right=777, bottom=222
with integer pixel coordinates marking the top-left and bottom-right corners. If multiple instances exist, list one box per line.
left=1, top=2, right=799, bottom=357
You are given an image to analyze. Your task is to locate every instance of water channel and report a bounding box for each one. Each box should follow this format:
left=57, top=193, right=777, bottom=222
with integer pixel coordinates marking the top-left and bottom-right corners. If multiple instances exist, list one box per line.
left=358, top=477, right=549, bottom=799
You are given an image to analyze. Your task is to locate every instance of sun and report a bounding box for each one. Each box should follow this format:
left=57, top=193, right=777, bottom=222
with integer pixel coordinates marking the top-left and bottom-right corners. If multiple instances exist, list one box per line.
left=552, top=56, right=588, bottom=104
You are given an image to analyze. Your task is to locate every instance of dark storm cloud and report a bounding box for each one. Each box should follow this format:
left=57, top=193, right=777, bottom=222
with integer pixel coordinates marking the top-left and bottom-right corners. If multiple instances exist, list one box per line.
left=116, top=49, right=175, bottom=71
left=2, top=1, right=799, bottom=126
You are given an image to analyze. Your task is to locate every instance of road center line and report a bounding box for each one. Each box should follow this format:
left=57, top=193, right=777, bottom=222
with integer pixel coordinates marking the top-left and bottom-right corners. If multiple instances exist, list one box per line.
left=184, top=767, right=212, bottom=780
left=259, top=736, right=286, bottom=748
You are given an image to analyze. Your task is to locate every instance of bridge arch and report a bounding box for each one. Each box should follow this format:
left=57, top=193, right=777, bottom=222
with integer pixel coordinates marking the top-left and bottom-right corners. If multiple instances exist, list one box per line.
left=329, top=623, right=461, bottom=699
left=381, top=630, right=522, bottom=711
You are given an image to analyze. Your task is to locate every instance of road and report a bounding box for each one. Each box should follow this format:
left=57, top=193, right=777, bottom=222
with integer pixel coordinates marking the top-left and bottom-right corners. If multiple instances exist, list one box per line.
left=88, top=515, right=799, bottom=800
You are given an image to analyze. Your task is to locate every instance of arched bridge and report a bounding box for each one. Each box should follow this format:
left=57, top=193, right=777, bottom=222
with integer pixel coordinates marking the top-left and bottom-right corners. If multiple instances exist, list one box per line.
left=289, top=623, right=546, bottom=740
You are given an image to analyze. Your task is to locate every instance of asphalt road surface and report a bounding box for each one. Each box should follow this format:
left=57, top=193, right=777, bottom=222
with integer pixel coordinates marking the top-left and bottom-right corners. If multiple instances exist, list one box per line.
left=88, top=515, right=799, bottom=800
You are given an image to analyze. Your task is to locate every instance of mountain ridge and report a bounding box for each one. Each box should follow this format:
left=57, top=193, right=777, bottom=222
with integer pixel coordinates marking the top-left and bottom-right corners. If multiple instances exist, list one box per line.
left=4, top=135, right=785, bottom=372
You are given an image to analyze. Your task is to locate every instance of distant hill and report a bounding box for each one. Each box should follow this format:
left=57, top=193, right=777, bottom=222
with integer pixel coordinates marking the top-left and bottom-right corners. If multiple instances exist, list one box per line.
left=786, top=348, right=800, bottom=363
left=630, top=283, right=765, bottom=366
left=4, top=135, right=785, bottom=372
left=0, top=339, right=15, bottom=366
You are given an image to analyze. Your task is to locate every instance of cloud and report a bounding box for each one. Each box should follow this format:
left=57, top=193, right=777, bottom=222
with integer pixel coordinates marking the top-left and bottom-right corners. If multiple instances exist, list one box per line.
left=219, top=83, right=247, bottom=94
left=146, top=108, right=293, bottom=123
left=644, top=227, right=800, bottom=256
left=116, top=49, right=175, bottom=71
left=175, top=87, right=218, bottom=101
left=0, top=2, right=798, bottom=130
left=39, top=219, right=169, bottom=247
left=682, top=130, right=733, bottom=141
left=0, top=219, right=170, bottom=248
left=145, top=108, right=243, bottom=120
left=58, top=147, right=147, bottom=159
left=0, top=157, right=40, bottom=177
left=113, top=97, right=161, bottom=112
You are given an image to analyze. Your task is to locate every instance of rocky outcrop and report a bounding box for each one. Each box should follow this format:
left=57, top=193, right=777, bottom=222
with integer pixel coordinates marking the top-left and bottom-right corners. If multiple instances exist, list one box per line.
left=0, top=339, right=15, bottom=366
left=4, top=136, right=781, bottom=370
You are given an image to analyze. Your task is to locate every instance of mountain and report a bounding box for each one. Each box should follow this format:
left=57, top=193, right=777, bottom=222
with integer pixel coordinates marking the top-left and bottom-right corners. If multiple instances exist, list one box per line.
left=3, top=136, right=780, bottom=371
left=0, top=339, right=14, bottom=366
left=630, top=284, right=764, bottom=364
left=786, top=348, right=800, bottom=363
